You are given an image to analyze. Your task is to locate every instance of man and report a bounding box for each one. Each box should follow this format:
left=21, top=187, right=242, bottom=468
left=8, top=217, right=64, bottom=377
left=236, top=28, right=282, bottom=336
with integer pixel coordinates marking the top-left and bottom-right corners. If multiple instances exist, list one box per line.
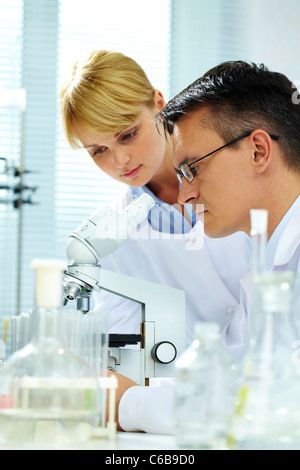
left=156, top=60, right=300, bottom=359
left=113, top=61, right=300, bottom=433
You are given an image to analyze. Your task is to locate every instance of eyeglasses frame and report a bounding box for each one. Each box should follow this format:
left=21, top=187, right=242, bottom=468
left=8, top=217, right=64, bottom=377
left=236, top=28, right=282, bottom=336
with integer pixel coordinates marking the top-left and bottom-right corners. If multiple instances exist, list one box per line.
left=176, top=130, right=280, bottom=184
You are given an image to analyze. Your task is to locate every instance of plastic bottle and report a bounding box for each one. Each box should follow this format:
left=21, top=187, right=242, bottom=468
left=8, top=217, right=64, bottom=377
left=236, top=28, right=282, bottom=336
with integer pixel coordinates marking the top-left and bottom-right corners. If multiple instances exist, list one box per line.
left=175, top=321, right=238, bottom=449
left=0, top=259, right=102, bottom=446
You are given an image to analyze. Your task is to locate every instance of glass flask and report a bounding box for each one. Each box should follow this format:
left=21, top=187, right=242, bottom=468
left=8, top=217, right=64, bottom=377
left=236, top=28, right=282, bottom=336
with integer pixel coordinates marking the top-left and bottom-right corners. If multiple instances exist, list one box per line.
left=250, top=209, right=268, bottom=275
left=229, top=270, right=300, bottom=450
left=0, top=259, right=102, bottom=445
left=175, top=321, right=238, bottom=450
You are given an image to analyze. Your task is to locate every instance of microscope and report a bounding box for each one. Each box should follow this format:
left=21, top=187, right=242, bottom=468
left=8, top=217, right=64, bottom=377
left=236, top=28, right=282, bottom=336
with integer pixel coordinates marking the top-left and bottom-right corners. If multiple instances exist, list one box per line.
left=63, top=194, right=186, bottom=385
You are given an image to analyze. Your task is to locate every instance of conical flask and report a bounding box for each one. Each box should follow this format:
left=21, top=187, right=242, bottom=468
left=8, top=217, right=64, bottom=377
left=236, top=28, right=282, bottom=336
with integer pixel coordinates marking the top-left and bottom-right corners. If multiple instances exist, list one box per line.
left=0, top=259, right=102, bottom=445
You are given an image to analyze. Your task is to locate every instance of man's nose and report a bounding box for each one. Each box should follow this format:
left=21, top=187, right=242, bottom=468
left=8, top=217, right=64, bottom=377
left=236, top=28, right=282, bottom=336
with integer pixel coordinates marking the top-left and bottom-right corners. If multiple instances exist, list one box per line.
left=178, top=178, right=200, bottom=205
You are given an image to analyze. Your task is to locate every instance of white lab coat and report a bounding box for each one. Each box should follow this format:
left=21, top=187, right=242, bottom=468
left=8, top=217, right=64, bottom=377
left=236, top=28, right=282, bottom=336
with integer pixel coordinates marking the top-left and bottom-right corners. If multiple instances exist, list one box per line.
left=94, top=186, right=251, bottom=344
left=119, top=201, right=300, bottom=435
left=92, top=185, right=250, bottom=434
left=223, top=203, right=300, bottom=361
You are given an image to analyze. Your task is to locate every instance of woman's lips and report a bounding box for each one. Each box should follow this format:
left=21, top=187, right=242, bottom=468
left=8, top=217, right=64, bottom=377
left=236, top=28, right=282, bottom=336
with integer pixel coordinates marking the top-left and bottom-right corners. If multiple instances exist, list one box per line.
left=122, top=165, right=142, bottom=178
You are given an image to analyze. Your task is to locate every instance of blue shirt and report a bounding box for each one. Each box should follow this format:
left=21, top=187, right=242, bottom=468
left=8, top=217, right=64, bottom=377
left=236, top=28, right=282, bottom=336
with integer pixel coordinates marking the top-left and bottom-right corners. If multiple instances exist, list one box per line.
left=130, top=186, right=197, bottom=234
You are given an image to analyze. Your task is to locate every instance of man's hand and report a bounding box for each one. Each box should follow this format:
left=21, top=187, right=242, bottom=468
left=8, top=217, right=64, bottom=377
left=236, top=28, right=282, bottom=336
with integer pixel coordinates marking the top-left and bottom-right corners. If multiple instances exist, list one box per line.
left=107, top=370, right=137, bottom=431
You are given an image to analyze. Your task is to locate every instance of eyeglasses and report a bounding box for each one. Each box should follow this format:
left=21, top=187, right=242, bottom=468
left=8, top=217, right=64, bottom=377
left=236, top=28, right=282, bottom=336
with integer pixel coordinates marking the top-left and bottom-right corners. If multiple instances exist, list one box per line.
left=176, top=131, right=280, bottom=184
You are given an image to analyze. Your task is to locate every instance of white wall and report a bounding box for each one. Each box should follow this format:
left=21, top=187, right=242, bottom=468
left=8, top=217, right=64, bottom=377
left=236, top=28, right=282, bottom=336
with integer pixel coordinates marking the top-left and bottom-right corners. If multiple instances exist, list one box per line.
left=242, top=0, right=300, bottom=82
left=170, top=0, right=300, bottom=96
left=170, top=0, right=248, bottom=96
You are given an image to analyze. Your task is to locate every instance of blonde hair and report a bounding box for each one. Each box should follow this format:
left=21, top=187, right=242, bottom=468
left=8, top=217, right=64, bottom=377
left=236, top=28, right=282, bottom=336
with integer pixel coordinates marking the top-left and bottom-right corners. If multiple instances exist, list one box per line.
left=59, top=50, right=156, bottom=148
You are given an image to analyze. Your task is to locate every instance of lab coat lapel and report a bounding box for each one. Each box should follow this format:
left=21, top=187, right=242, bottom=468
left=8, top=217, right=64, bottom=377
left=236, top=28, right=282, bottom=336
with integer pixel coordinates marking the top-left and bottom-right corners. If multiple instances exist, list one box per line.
left=273, top=205, right=300, bottom=268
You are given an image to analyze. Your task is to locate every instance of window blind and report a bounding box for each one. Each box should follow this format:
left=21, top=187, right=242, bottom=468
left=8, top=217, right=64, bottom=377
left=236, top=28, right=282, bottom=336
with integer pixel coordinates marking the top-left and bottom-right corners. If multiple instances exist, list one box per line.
left=170, top=0, right=248, bottom=97
left=0, top=0, right=24, bottom=331
left=55, top=0, right=172, bottom=256
left=1, top=0, right=298, bottom=353
left=0, top=0, right=171, bottom=343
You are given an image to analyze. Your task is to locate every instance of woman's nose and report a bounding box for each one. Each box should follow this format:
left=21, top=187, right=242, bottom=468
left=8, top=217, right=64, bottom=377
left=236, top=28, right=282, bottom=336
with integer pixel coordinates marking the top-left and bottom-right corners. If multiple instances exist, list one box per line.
left=112, top=148, right=131, bottom=168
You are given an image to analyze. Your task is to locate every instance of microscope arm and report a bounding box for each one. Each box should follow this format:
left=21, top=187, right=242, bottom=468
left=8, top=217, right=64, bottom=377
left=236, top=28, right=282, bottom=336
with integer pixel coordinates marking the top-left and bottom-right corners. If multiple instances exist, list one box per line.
left=64, top=265, right=186, bottom=384
left=99, top=269, right=186, bottom=383
left=63, top=193, right=186, bottom=384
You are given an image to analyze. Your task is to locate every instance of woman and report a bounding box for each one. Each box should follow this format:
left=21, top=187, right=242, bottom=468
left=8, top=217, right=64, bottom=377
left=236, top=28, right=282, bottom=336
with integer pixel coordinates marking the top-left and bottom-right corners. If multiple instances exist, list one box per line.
left=60, top=49, right=250, bottom=340
left=60, top=50, right=250, bottom=432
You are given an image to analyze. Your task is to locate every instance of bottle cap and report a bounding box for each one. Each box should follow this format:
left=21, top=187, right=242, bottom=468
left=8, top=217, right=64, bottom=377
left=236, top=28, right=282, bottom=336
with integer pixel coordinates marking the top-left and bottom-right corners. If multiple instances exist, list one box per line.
left=31, top=259, right=66, bottom=308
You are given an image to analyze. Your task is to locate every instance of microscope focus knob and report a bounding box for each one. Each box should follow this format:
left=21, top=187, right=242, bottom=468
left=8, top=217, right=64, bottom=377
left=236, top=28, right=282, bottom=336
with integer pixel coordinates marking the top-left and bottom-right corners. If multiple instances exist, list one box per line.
left=151, top=341, right=177, bottom=364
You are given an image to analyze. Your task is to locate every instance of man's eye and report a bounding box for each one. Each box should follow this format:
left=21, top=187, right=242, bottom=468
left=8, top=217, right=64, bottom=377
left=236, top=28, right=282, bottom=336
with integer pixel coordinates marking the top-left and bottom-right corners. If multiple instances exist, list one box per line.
left=191, top=166, right=198, bottom=175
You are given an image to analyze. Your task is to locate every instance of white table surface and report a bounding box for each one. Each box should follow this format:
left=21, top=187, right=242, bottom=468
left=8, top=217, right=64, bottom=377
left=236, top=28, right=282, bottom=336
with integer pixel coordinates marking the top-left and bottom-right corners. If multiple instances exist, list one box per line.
left=1, top=432, right=181, bottom=451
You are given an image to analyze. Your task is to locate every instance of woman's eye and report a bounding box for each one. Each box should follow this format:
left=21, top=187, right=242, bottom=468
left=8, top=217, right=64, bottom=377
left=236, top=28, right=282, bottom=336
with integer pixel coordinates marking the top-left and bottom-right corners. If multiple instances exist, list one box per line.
left=93, top=147, right=106, bottom=156
left=121, top=129, right=137, bottom=141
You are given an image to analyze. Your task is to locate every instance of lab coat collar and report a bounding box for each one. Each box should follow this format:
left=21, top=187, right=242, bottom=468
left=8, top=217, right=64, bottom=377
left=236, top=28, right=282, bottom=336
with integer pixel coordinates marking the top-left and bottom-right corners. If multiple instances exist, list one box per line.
left=273, top=204, right=300, bottom=267
left=240, top=202, right=300, bottom=298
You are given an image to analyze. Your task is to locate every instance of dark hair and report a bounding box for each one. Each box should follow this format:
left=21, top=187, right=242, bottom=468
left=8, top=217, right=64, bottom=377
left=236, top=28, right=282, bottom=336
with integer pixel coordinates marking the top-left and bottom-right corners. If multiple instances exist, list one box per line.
left=156, top=61, right=300, bottom=172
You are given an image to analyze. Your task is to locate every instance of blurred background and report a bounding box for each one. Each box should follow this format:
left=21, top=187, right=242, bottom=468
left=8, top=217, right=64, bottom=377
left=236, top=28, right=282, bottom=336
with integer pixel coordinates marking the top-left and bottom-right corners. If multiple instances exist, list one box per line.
left=1, top=0, right=300, bottom=337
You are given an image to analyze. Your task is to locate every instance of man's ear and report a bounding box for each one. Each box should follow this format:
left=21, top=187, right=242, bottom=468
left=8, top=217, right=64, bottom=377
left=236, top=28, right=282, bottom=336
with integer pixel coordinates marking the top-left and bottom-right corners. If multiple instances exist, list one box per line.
left=250, top=129, right=273, bottom=174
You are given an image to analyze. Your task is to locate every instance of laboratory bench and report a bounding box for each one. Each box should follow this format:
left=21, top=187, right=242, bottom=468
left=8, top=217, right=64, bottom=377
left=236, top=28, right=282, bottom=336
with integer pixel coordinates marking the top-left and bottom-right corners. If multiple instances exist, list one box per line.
left=0, top=432, right=180, bottom=451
